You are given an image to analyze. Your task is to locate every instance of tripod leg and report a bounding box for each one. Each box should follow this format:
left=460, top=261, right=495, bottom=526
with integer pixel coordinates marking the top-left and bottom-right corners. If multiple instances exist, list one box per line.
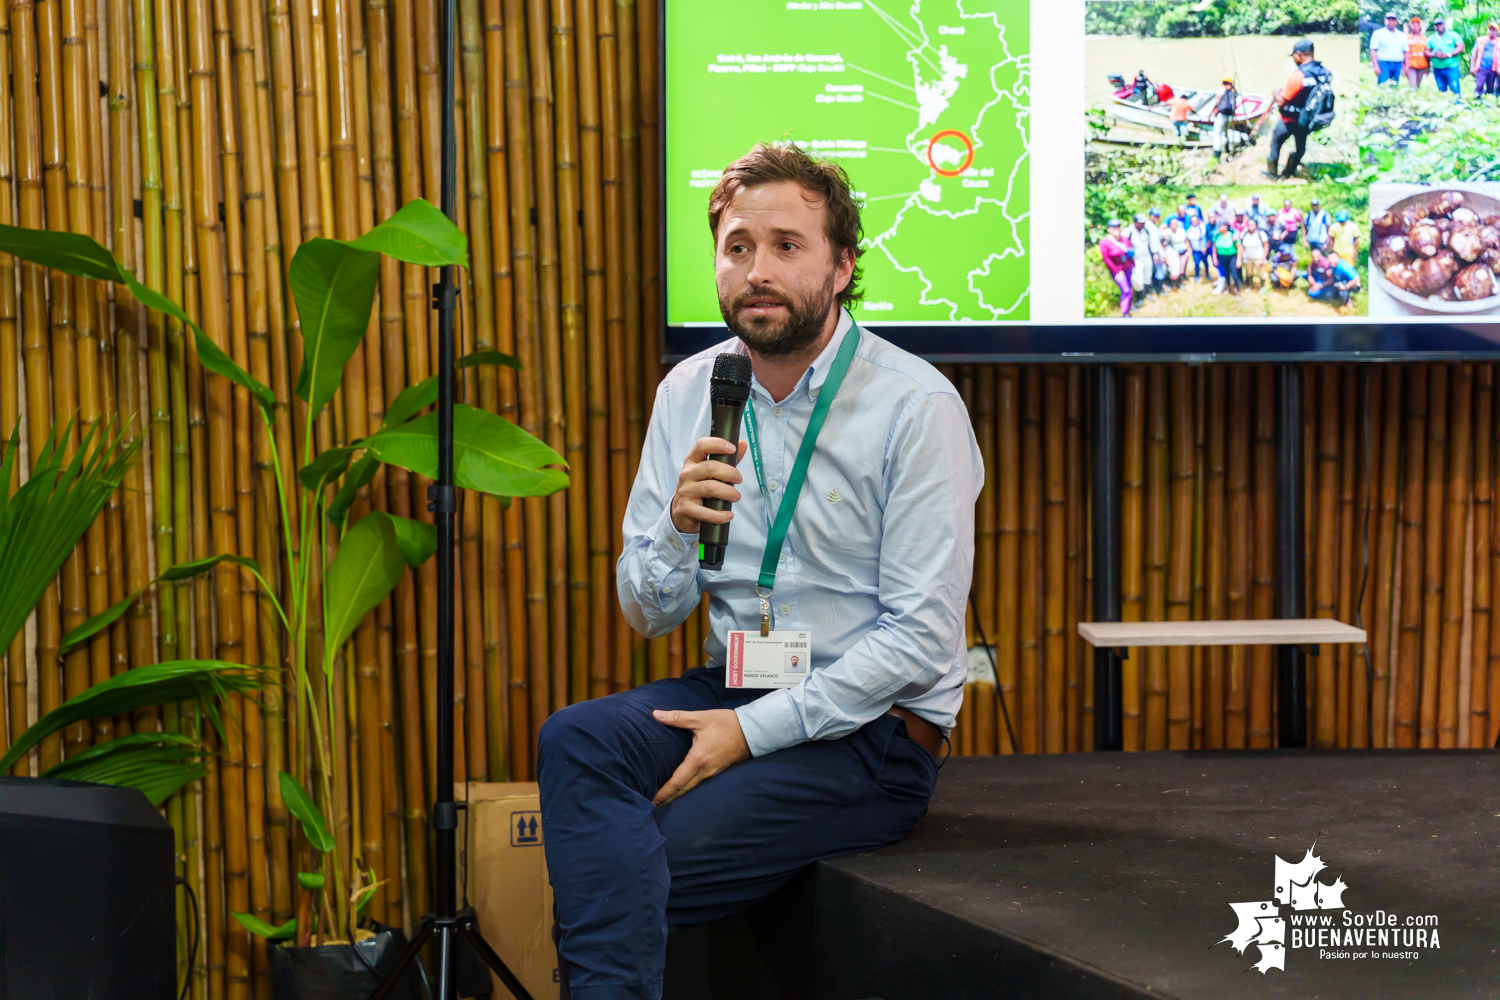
left=368, top=916, right=435, bottom=1000
left=458, top=916, right=536, bottom=1000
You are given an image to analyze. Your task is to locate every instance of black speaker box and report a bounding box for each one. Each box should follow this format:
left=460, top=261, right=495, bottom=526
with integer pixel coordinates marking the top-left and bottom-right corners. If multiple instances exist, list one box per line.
left=0, top=776, right=176, bottom=999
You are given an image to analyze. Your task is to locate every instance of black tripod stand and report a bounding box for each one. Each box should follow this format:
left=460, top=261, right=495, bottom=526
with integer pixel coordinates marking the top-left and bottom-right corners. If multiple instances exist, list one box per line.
left=368, top=1, right=534, bottom=998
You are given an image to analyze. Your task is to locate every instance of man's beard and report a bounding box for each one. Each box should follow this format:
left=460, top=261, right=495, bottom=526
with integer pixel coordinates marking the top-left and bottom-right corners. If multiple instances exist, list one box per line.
left=719, top=272, right=837, bottom=360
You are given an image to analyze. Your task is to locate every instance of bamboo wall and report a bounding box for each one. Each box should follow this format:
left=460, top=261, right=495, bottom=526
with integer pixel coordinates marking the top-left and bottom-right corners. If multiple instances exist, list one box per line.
left=0, top=0, right=1496, bottom=996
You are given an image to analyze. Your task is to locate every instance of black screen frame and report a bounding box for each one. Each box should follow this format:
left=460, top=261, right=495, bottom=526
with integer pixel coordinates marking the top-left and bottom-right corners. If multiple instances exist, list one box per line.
left=655, top=0, right=1500, bottom=364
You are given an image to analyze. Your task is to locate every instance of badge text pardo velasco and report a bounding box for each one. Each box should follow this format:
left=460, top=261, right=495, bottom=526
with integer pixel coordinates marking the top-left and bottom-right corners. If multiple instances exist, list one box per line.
left=1215, top=840, right=1441, bottom=973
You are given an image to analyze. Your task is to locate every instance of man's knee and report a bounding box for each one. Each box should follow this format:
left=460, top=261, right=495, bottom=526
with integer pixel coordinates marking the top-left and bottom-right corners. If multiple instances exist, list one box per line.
left=538, top=697, right=622, bottom=772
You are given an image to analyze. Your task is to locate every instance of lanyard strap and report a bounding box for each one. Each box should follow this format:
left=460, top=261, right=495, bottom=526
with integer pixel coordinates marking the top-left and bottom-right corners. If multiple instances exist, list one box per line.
left=742, top=321, right=861, bottom=593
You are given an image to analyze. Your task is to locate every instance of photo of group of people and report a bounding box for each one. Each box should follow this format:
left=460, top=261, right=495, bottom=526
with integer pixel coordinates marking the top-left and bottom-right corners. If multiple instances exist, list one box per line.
left=1084, top=0, right=1367, bottom=317
left=1360, top=0, right=1500, bottom=184
left=1083, top=0, right=1500, bottom=320
left=1089, top=186, right=1368, bottom=318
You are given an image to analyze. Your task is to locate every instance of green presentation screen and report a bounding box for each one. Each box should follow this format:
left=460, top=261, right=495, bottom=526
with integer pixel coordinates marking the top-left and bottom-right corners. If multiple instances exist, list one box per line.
left=664, top=0, right=1031, bottom=328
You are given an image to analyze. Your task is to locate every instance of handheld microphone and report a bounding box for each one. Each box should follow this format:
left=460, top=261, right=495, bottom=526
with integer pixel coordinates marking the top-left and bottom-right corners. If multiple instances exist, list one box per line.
left=699, top=352, right=752, bottom=569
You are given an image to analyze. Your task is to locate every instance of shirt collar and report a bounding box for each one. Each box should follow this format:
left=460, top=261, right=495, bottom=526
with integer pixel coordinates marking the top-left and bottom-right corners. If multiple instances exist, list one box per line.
left=741, top=307, right=855, bottom=400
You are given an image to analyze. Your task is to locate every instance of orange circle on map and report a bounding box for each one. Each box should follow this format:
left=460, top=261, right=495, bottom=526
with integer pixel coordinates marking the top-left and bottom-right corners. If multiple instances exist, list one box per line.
left=926, top=129, right=975, bottom=177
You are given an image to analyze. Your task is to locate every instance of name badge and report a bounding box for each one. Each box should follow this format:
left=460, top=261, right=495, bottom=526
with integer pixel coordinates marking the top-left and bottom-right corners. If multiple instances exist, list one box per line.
left=726, top=630, right=812, bottom=689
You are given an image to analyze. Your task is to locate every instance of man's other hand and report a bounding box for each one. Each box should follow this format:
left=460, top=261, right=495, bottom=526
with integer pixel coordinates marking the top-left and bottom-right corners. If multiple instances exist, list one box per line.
left=651, top=708, right=751, bottom=806
left=670, top=437, right=750, bottom=533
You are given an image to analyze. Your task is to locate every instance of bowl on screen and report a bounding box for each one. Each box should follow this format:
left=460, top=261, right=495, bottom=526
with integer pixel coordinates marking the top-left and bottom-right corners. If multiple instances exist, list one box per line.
left=1372, top=187, right=1500, bottom=315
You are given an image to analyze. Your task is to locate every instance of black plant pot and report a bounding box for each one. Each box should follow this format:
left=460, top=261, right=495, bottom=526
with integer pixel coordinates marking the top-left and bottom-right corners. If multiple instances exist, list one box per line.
left=269, top=925, right=424, bottom=1000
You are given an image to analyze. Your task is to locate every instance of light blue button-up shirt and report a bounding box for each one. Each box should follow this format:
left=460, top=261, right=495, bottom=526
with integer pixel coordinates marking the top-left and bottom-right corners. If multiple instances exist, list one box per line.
left=617, top=309, right=983, bottom=757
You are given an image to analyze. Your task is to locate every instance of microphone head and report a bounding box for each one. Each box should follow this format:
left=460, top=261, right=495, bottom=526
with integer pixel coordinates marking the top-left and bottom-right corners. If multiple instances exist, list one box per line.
left=710, top=352, right=752, bottom=405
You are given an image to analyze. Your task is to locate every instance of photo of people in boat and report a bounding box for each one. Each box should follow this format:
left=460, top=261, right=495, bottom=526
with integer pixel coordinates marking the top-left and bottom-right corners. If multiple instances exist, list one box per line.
left=1368, top=183, right=1500, bottom=315
left=1086, top=184, right=1370, bottom=319
left=1360, top=1, right=1500, bottom=182
left=1085, top=1, right=1360, bottom=187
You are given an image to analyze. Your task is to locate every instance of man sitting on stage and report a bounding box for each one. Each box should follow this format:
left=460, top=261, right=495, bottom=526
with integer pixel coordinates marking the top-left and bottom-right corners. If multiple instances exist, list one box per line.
left=535, top=141, right=982, bottom=999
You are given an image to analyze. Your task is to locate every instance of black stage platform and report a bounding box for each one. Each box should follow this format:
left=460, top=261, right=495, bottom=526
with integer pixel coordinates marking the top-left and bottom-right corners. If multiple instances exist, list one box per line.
left=664, top=750, right=1500, bottom=1000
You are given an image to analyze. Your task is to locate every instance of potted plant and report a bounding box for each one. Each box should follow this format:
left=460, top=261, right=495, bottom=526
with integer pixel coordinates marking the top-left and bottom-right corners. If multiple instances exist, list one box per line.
left=0, top=198, right=567, bottom=995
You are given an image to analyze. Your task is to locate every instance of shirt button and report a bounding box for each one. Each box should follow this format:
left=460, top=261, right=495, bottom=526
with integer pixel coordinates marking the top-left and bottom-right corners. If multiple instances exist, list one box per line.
left=663, top=586, right=672, bottom=596
left=780, top=604, right=791, bottom=615
left=778, top=553, right=786, bottom=563
left=769, top=480, right=779, bottom=491
left=773, top=406, right=783, bottom=416
left=810, top=387, right=820, bottom=398
left=668, top=536, right=680, bottom=551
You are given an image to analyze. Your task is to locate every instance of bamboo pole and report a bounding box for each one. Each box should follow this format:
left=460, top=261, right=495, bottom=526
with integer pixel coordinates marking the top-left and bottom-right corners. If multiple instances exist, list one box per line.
left=458, top=0, right=502, bottom=782
left=1311, top=365, right=1338, bottom=748
left=547, top=0, right=590, bottom=708
left=1394, top=366, right=1428, bottom=747
left=1438, top=364, right=1470, bottom=747
left=481, top=0, right=524, bottom=781
left=59, top=0, right=114, bottom=747
left=1372, top=364, right=1401, bottom=748
left=524, top=0, right=570, bottom=718
left=7, top=0, right=48, bottom=778
left=1208, top=367, right=1232, bottom=749
left=1019, top=367, right=1040, bottom=752
left=0, top=0, right=20, bottom=765
left=1142, top=366, right=1167, bottom=751
left=1333, top=368, right=1356, bottom=747
left=1490, top=370, right=1500, bottom=748
left=596, top=0, right=632, bottom=694
left=1477, top=364, right=1496, bottom=748
left=1165, top=366, right=1192, bottom=750
left=574, top=0, right=612, bottom=704
left=1063, top=367, right=1082, bottom=751
left=1249, top=365, right=1274, bottom=747
left=1042, top=367, right=1064, bottom=753
left=1418, top=364, right=1448, bottom=748
left=503, top=0, right=547, bottom=773
left=1352, top=367, right=1381, bottom=749
left=38, top=0, right=95, bottom=764
left=975, top=367, right=996, bottom=646
left=994, top=365, right=1018, bottom=754
left=1119, top=365, right=1144, bottom=751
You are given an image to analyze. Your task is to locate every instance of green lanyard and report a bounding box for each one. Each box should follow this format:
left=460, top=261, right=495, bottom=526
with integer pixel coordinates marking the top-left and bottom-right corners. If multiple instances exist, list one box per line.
left=741, top=321, right=860, bottom=596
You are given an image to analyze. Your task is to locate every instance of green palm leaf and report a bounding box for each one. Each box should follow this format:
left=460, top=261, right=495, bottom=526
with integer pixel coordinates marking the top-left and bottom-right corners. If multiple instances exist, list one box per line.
left=43, top=732, right=206, bottom=805
left=0, top=660, right=266, bottom=774
left=0, top=420, right=139, bottom=657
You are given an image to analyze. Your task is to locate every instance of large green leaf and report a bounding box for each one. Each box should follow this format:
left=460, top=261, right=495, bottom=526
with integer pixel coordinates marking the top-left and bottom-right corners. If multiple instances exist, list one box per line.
left=42, top=732, right=205, bottom=806
left=0, top=420, right=139, bottom=657
left=0, top=224, right=274, bottom=415
left=0, top=223, right=127, bottom=281
left=279, top=771, right=336, bottom=854
left=382, top=376, right=437, bottom=431
left=60, top=553, right=266, bottom=655
left=347, top=198, right=467, bottom=266
left=289, top=239, right=381, bottom=415
left=360, top=404, right=569, bottom=500
left=159, top=552, right=264, bottom=583
left=323, top=510, right=405, bottom=657
left=0, top=661, right=264, bottom=774
left=386, top=514, right=437, bottom=569
left=298, top=447, right=355, bottom=494
left=231, top=913, right=298, bottom=942
left=326, top=454, right=379, bottom=529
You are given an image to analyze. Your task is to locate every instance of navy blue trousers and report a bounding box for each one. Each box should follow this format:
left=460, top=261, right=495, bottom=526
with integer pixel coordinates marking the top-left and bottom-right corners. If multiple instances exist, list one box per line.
left=535, top=666, right=938, bottom=1000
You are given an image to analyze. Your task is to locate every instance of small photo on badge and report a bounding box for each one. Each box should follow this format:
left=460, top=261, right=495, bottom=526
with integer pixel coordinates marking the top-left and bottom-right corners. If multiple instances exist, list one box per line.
left=785, top=653, right=805, bottom=673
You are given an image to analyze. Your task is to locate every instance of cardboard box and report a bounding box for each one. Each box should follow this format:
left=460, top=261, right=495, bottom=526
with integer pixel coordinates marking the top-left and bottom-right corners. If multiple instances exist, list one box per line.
left=460, top=782, right=559, bottom=1000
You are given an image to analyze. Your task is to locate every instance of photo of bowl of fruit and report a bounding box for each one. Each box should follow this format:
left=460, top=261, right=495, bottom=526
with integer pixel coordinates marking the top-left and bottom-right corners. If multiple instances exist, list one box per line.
left=1370, top=188, right=1500, bottom=315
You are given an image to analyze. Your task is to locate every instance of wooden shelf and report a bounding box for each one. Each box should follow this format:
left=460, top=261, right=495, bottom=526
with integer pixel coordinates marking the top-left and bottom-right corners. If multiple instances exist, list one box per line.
left=1077, top=618, right=1365, bottom=648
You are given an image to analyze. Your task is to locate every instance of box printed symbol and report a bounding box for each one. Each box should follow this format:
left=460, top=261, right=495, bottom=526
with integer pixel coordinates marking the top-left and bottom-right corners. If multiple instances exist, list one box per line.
left=511, top=810, right=542, bottom=847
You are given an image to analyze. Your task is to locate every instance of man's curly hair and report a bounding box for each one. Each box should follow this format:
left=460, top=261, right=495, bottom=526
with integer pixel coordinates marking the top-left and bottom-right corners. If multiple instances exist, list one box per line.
left=707, top=142, right=864, bottom=308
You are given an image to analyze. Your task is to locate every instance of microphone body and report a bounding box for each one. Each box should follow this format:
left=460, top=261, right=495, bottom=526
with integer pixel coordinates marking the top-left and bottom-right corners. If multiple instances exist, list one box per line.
left=700, top=353, right=753, bottom=569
